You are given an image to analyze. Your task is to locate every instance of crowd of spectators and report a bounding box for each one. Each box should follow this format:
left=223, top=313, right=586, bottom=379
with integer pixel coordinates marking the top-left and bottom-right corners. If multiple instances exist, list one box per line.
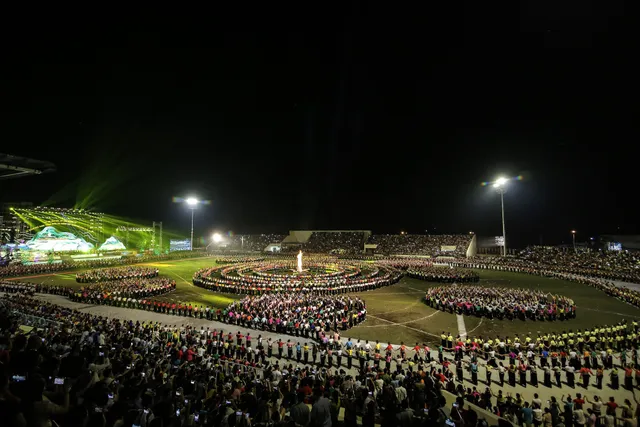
left=369, top=234, right=472, bottom=257
left=76, top=267, right=159, bottom=283
left=222, top=235, right=287, bottom=252
left=469, top=247, right=640, bottom=283
left=5, top=291, right=640, bottom=427
left=0, top=294, right=463, bottom=427
left=302, top=232, right=366, bottom=255
left=425, top=285, right=576, bottom=320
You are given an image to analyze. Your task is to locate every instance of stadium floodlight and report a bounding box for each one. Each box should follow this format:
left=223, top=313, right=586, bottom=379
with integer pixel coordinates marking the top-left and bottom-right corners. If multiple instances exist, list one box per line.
left=172, top=196, right=211, bottom=250
left=482, top=176, right=522, bottom=257
left=493, top=177, right=508, bottom=188
left=180, top=196, right=202, bottom=250
left=213, top=233, right=222, bottom=243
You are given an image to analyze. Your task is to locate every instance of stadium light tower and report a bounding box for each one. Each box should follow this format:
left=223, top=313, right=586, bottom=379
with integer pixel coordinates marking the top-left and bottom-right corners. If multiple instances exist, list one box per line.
left=184, top=197, right=200, bottom=250
left=483, top=176, right=517, bottom=256
left=493, top=178, right=508, bottom=256
left=481, top=176, right=522, bottom=254
left=173, top=196, right=211, bottom=250
left=571, top=230, right=577, bottom=253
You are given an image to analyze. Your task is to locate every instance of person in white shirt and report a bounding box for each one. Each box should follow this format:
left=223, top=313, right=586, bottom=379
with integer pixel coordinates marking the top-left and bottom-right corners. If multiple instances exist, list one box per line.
left=574, top=404, right=587, bottom=427
left=532, top=393, right=543, bottom=408
left=533, top=404, right=544, bottom=426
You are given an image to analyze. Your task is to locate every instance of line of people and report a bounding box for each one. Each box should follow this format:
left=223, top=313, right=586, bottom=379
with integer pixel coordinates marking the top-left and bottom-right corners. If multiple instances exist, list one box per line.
left=407, top=266, right=480, bottom=283
left=75, top=266, right=159, bottom=283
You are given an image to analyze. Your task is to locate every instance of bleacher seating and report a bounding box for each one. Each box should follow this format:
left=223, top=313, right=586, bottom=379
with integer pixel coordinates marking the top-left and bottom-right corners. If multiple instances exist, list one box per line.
left=303, top=231, right=366, bottom=254
left=369, top=234, right=472, bottom=257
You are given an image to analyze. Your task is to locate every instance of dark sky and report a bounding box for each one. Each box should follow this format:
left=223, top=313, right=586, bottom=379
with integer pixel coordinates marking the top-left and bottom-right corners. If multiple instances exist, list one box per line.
left=1, top=6, right=637, bottom=248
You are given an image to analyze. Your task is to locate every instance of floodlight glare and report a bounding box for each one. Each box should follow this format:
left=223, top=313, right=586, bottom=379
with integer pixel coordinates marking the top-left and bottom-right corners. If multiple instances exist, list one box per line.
left=494, top=177, right=508, bottom=187
left=186, top=197, right=199, bottom=206
left=213, top=233, right=222, bottom=243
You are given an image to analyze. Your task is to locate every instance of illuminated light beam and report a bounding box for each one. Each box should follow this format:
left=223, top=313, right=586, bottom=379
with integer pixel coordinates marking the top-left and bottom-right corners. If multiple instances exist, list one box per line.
left=172, top=196, right=212, bottom=205
left=480, top=175, right=523, bottom=187
left=26, top=221, right=95, bottom=234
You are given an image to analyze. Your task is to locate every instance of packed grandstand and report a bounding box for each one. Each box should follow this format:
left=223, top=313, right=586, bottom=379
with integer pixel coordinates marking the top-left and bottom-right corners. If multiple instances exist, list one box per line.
left=212, top=231, right=474, bottom=257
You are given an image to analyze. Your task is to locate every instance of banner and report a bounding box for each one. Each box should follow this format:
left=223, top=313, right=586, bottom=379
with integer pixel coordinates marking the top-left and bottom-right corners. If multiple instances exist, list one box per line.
left=440, top=245, right=457, bottom=252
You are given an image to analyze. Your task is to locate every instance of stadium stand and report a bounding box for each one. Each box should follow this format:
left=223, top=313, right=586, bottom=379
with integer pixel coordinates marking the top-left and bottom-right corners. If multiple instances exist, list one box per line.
left=370, top=234, right=474, bottom=258
left=303, top=231, right=367, bottom=254
left=466, top=246, right=640, bottom=283
left=222, top=234, right=287, bottom=252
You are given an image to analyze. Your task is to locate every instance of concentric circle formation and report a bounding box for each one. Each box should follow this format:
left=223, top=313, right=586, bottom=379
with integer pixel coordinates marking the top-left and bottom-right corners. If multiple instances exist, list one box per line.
left=193, top=258, right=402, bottom=294
left=425, top=284, right=577, bottom=321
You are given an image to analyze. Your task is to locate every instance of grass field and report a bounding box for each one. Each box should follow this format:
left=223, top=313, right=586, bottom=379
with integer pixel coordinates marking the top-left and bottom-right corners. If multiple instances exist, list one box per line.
left=13, top=258, right=640, bottom=346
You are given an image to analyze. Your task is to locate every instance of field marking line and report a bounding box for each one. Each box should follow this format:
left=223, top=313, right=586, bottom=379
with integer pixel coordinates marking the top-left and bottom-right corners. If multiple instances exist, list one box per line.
left=374, top=300, right=421, bottom=316
left=5, top=272, right=67, bottom=281
left=405, top=286, right=427, bottom=293
left=363, top=310, right=440, bottom=328
left=466, top=317, right=484, bottom=335
left=456, top=314, right=467, bottom=339
left=163, top=268, right=193, bottom=286
left=366, top=314, right=440, bottom=337
left=581, top=307, right=640, bottom=319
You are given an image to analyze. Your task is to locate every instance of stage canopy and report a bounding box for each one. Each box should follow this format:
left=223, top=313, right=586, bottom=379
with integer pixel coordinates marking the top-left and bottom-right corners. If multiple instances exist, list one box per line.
left=0, top=153, right=56, bottom=180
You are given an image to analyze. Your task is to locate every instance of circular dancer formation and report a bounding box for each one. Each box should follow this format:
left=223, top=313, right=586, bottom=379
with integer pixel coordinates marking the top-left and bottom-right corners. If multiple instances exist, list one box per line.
left=70, top=276, right=177, bottom=303
left=193, top=259, right=402, bottom=294
left=75, top=266, right=159, bottom=283
left=214, top=255, right=265, bottom=264
left=425, top=285, right=576, bottom=320
left=224, top=293, right=367, bottom=333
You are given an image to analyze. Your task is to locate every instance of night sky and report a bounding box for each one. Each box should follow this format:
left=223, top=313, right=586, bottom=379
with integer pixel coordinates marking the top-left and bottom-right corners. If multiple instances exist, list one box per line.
left=1, top=8, right=637, bottom=248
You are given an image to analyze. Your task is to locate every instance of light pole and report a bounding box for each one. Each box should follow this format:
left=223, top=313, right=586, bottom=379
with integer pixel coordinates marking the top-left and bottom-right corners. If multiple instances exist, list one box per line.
left=571, top=230, right=576, bottom=253
left=185, top=197, right=199, bottom=250
left=492, top=177, right=509, bottom=256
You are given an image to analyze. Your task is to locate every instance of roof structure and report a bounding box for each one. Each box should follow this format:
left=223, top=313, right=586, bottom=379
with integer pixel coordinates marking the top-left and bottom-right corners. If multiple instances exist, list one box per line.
left=0, top=153, right=56, bottom=180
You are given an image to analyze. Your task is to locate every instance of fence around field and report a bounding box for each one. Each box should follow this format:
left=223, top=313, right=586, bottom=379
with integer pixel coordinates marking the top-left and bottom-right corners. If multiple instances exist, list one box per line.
left=12, top=311, right=63, bottom=329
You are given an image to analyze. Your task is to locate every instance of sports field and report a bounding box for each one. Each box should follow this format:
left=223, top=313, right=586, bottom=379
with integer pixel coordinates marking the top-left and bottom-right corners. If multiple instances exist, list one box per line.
left=14, top=257, right=640, bottom=346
